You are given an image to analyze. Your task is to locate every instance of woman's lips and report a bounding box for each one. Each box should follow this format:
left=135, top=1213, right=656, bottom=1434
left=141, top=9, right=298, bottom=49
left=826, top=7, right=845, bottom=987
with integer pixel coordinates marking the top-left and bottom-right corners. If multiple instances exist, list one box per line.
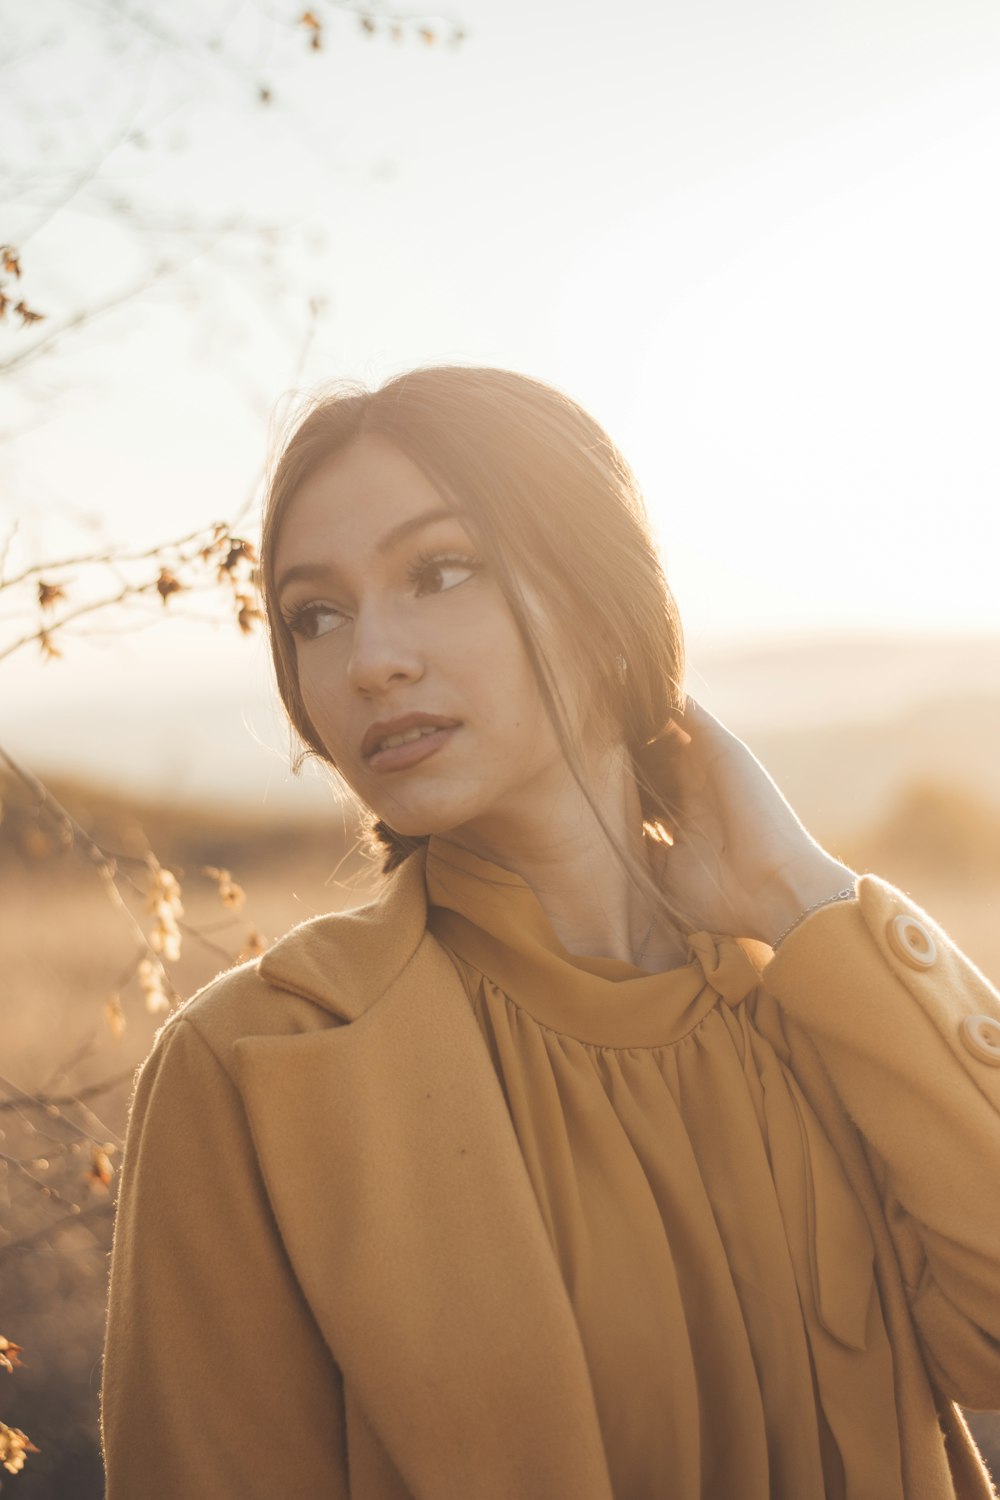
left=365, top=724, right=459, bottom=774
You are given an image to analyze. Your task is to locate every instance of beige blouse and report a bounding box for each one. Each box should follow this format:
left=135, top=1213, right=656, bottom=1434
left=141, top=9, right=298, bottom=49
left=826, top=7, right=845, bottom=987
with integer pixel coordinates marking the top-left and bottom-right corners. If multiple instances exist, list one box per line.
left=425, top=835, right=906, bottom=1500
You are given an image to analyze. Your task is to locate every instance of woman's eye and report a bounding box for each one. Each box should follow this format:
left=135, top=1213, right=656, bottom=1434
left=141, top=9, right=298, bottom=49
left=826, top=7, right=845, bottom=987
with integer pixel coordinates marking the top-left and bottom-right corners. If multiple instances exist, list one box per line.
left=409, top=552, right=481, bottom=597
left=284, top=602, right=348, bottom=641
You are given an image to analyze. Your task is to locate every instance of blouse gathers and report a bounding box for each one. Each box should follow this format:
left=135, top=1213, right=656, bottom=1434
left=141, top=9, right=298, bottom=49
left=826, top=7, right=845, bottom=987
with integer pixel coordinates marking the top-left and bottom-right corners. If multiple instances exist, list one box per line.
left=425, top=835, right=906, bottom=1500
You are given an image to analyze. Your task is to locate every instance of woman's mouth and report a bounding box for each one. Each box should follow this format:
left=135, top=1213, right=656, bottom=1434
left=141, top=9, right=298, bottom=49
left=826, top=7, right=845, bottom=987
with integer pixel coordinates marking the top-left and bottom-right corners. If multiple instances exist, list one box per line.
left=363, top=720, right=461, bottom=774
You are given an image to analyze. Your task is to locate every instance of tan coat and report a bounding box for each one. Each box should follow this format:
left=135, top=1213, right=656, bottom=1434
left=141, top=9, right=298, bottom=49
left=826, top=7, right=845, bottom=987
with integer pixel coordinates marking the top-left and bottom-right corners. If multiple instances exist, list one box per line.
left=101, top=853, right=1000, bottom=1498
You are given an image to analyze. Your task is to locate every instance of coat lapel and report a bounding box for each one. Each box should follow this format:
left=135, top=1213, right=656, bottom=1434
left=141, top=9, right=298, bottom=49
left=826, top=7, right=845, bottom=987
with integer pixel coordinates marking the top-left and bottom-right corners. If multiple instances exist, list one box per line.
left=234, top=855, right=613, bottom=1500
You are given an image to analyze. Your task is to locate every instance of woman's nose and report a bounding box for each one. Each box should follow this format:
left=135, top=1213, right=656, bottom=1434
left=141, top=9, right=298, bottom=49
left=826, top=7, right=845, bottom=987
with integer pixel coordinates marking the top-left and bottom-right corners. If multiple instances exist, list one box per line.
left=346, top=603, right=424, bottom=696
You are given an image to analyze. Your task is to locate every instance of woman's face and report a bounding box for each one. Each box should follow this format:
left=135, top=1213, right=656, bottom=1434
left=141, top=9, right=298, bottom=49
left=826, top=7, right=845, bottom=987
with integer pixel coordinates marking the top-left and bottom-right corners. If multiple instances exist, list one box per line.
left=272, top=435, right=589, bottom=843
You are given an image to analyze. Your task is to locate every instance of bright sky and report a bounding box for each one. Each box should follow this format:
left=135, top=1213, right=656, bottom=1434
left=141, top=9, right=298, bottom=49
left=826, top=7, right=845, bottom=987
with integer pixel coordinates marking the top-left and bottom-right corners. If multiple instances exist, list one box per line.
left=3, top=0, right=1000, bottom=699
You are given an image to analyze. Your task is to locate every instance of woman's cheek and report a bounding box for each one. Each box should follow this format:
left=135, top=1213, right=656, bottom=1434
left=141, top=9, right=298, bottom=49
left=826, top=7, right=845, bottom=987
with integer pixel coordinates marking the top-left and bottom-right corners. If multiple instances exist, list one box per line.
left=298, top=667, right=349, bottom=765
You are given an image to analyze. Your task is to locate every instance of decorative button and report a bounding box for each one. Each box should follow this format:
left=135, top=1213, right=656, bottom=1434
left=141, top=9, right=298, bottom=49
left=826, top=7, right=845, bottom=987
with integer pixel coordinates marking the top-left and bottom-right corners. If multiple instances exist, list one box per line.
left=959, top=1014, right=1000, bottom=1066
left=886, top=914, right=938, bottom=969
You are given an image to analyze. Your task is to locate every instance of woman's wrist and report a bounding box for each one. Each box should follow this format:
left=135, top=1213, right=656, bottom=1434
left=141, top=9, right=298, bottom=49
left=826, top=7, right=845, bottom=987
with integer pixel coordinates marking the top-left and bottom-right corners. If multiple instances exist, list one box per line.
left=762, top=860, right=858, bottom=949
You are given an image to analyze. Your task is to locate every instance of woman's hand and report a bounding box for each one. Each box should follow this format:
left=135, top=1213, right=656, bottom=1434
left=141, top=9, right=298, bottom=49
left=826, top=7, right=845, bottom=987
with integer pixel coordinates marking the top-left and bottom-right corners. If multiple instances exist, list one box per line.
left=652, top=696, right=857, bottom=945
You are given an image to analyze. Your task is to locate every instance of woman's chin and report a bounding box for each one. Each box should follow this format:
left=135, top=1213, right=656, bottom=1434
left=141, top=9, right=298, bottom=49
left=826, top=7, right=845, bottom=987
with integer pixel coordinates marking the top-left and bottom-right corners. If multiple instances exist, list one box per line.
left=371, top=800, right=477, bottom=841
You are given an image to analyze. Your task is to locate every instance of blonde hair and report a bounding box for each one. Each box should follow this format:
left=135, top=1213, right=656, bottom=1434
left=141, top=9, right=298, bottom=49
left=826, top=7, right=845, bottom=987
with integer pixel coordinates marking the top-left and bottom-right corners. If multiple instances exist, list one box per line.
left=260, top=365, right=699, bottom=938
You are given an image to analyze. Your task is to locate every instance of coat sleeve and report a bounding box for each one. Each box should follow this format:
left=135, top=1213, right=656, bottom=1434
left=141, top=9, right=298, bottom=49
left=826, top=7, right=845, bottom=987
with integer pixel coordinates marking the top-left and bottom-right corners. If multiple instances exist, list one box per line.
left=759, top=874, right=1000, bottom=1413
left=101, top=1012, right=351, bottom=1498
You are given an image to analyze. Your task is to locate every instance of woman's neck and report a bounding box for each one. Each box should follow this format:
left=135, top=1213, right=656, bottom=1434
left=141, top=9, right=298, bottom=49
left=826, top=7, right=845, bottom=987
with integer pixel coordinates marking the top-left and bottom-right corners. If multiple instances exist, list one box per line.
left=435, top=748, right=686, bottom=970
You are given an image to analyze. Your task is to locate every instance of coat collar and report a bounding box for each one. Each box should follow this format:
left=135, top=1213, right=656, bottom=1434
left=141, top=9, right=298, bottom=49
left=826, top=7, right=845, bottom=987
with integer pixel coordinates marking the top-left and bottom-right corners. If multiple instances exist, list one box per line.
left=256, top=847, right=430, bottom=1023
left=236, top=849, right=614, bottom=1500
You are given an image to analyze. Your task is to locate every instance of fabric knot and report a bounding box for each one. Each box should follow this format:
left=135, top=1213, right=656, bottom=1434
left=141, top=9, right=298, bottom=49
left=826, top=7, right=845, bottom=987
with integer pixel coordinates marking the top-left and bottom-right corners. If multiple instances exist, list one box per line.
left=685, top=931, right=764, bottom=1009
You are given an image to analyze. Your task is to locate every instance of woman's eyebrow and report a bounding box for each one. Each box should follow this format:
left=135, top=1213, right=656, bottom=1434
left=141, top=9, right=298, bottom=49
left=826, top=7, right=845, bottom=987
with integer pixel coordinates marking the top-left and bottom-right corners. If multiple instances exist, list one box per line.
left=276, top=507, right=462, bottom=597
left=374, top=506, right=459, bottom=558
left=275, top=560, right=339, bottom=596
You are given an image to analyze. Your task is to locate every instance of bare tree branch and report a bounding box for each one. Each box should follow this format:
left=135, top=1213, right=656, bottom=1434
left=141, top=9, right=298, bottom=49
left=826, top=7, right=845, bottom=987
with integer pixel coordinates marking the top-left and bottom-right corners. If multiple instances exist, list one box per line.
left=0, top=1201, right=114, bottom=1264
left=0, top=521, right=19, bottom=581
left=16, top=56, right=156, bottom=248
left=0, top=1063, right=127, bottom=1154
left=38, top=1027, right=106, bottom=1095
left=0, top=1150, right=96, bottom=1210
left=0, top=744, right=235, bottom=965
left=0, top=230, right=236, bottom=377
left=0, top=520, right=226, bottom=591
left=0, top=1073, right=136, bottom=1115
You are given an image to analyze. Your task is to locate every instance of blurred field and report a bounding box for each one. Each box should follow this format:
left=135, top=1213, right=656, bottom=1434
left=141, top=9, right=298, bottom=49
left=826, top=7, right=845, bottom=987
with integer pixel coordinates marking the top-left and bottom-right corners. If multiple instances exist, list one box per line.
left=1, top=766, right=999, bottom=1496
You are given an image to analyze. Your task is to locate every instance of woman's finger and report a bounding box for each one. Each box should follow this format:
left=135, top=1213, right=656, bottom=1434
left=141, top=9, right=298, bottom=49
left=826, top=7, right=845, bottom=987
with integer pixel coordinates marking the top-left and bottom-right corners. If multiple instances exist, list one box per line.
left=676, top=696, right=733, bottom=738
left=654, top=720, right=693, bottom=749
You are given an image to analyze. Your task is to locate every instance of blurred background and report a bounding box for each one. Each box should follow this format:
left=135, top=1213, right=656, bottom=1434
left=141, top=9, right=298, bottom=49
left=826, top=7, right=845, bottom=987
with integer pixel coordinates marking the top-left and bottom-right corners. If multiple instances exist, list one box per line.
left=2, top=0, right=999, bottom=1492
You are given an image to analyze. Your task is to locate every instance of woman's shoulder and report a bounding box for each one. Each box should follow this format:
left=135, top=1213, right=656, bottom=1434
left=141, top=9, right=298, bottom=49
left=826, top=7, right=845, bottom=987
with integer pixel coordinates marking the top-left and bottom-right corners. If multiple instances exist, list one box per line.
left=147, top=857, right=430, bottom=1082
left=159, top=907, right=363, bottom=1078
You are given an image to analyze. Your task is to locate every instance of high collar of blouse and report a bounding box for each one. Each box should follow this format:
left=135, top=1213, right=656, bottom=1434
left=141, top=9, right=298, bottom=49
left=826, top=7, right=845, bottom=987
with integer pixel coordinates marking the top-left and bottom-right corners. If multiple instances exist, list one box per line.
left=425, top=835, right=769, bottom=1049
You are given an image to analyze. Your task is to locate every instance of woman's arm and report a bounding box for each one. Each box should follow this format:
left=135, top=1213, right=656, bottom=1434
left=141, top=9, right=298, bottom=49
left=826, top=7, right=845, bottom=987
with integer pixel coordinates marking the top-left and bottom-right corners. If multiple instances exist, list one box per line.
left=659, top=695, right=1000, bottom=1409
left=101, top=1012, right=351, bottom=1498
left=759, top=878, right=1000, bottom=1412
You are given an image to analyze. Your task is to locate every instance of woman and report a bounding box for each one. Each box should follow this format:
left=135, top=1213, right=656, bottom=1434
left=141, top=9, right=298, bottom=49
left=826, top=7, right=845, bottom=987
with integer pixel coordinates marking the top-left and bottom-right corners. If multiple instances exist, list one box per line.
left=101, top=366, right=1000, bottom=1499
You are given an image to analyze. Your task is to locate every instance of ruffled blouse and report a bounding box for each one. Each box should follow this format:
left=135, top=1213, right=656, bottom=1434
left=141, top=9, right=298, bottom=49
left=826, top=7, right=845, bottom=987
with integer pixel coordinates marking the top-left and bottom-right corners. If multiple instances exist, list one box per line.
left=425, top=835, right=905, bottom=1500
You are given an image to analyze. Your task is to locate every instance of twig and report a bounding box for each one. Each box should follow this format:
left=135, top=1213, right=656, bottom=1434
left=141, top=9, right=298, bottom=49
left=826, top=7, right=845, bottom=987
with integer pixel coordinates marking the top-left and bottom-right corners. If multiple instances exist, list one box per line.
left=38, top=1027, right=101, bottom=1095
left=1, top=743, right=133, bottom=886
left=1, top=1143, right=78, bottom=1168
left=0, top=1068, right=128, bottom=1150
left=16, top=52, right=156, bottom=248
left=0, top=1071, right=135, bottom=1113
left=0, top=273, right=167, bottom=376
left=0, top=580, right=149, bottom=661
left=0, top=520, right=225, bottom=591
left=0, top=743, right=239, bottom=965
left=0, top=519, right=19, bottom=582
left=0, top=231, right=233, bottom=377
left=0, top=1151, right=92, bottom=1209
left=0, top=558, right=251, bottom=661
left=0, top=1201, right=114, bottom=1263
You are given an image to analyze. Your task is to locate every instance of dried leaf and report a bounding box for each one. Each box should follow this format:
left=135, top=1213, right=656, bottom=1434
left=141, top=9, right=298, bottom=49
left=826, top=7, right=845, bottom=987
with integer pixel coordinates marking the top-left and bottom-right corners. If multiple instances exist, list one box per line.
left=239, top=928, right=268, bottom=961
left=418, top=26, right=436, bottom=44
left=37, top=579, right=66, bottom=610
left=149, top=909, right=181, bottom=962
left=203, top=865, right=246, bottom=910
left=0, top=1421, right=39, bottom=1475
left=14, top=300, right=44, bottom=326
left=220, top=538, right=257, bottom=573
left=0, top=246, right=21, bottom=278
left=156, top=568, right=183, bottom=604
left=236, top=595, right=263, bottom=635
left=86, top=1146, right=114, bottom=1189
left=146, top=862, right=184, bottom=917
left=138, top=956, right=170, bottom=1013
left=105, top=992, right=126, bottom=1041
left=38, top=629, right=61, bottom=661
left=360, top=14, right=376, bottom=33
left=146, top=863, right=184, bottom=958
